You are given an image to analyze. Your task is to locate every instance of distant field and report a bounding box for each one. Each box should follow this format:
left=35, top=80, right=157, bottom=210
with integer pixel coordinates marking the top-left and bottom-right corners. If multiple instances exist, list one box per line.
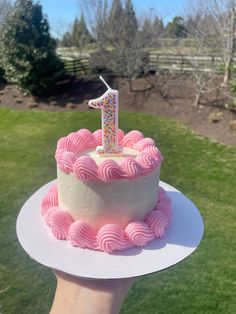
left=0, top=108, right=235, bottom=313
left=56, top=38, right=221, bottom=56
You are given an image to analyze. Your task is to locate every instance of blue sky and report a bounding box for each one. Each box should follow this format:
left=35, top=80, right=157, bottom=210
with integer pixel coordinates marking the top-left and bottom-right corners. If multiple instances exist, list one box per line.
left=34, top=0, right=186, bottom=37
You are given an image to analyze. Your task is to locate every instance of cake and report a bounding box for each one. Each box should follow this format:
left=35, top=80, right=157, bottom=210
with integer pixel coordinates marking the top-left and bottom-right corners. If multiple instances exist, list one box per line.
left=40, top=78, right=172, bottom=253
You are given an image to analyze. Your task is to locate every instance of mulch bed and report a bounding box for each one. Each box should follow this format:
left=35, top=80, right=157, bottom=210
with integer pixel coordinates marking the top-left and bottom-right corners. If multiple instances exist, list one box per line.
left=0, top=74, right=235, bottom=146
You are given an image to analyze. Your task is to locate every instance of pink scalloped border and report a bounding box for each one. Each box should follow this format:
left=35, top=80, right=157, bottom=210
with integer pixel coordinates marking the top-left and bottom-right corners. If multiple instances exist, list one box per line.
left=55, top=129, right=164, bottom=182
left=41, top=184, right=172, bottom=253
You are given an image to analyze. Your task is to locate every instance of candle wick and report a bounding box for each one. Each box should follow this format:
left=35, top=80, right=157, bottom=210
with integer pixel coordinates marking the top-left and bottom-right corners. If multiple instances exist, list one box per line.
left=100, top=76, right=111, bottom=90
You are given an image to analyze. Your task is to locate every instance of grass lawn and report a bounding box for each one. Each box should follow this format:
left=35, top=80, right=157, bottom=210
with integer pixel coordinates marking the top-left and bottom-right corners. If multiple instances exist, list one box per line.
left=0, top=107, right=235, bottom=314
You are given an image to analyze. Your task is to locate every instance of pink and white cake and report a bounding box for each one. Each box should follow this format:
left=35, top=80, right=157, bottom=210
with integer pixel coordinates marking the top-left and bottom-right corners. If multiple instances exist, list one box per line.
left=40, top=129, right=172, bottom=253
left=41, top=77, right=172, bottom=253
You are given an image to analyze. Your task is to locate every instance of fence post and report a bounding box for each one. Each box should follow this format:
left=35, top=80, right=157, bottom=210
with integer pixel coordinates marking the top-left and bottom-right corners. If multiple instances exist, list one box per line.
left=212, top=56, right=215, bottom=72
left=156, top=53, right=159, bottom=72
left=73, top=60, right=76, bottom=76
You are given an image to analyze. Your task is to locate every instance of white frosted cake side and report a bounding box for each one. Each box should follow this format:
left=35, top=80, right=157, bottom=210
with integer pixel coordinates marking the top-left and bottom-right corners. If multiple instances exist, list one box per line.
left=57, top=164, right=160, bottom=230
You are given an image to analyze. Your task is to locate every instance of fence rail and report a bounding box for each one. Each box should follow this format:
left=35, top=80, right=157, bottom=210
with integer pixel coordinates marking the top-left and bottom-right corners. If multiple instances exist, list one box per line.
left=149, top=52, right=224, bottom=73
left=62, top=57, right=90, bottom=76
left=60, top=52, right=227, bottom=76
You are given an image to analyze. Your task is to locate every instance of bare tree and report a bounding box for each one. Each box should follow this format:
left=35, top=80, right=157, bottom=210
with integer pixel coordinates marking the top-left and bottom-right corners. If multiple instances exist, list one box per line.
left=78, top=0, right=152, bottom=88
left=78, top=0, right=108, bottom=45
left=180, top=0, right=236, bottom=106
left=138, top=10, right=164, bottom=49
left=52, top=18, right=73, bottom=44
left=221, top=0, right=236, bottom=84
left=185, top=0, right=236, bottom=86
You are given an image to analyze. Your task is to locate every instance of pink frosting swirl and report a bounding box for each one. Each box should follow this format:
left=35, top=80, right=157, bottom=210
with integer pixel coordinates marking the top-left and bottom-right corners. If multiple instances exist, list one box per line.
left=69, top=220, right=96, bottom=248
left=51, top=208, right=74, bottom=240
left=146, top=210, right=169, bottom=238
left=68, top=131, right=84, bottom=152
left=93, top=129, right=103, bottom=146
left=55, top=150, right=77, bottom=173
left=77, top=129, right=96, bottom=148
left=134, top=138, right=155, bottom=151
left=121, top=157, right=141, bottom=179
left=156, top=201, right=172, bottom=222
left=44, top=206, right=58, bottom=227
left=157, top=193, right=171, bottom=206
left=98, top=160, right=124, bottom=182
left=57, top=137, right=76, bottom=153
left=97, top=224, right=131, bottom=253
left=121, top=130, right=144, bottom=147
left=144, top=145, right=163, bottom=162
left=73, top=156, right=98, bottom=181
left=136, top=152, right=159, bottom=174
left=48, top=184, right=58, bottom=195
left=158, top=186, right=166, bottom=197
left=41, top=193, right=58, bottom=215
left=125, top=221, right=155, bottom=246
left=117, top=129, right=125, bottom=144
left=41, top=185, right=172, bottom=253
left=55, top=129, right=164, bottom=182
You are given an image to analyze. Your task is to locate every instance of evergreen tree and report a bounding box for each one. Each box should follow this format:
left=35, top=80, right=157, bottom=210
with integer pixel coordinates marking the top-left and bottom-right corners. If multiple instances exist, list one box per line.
left=0, top=0, right=64, bottom=94
left=92, top=0, right=149, bottom=78
left=72, top=17, right=80, bottom=46
left=164, top=16, right=188, bottom=38
left=72, top=14, right=93, bottom=49
left=61, top=31, right=73, bottom=47
left=153, top=16, right=164, bottom=36
left=95, top=0, right=109, bottom=44
left=121, top=0, right=138, bottom=47
left=0, top=0, right=11, bottom=82
left=107, top=0, right=123, bottom=43
left=140, top=17, right=154, bottom=47
left=139, top=15, right=164, bottom=47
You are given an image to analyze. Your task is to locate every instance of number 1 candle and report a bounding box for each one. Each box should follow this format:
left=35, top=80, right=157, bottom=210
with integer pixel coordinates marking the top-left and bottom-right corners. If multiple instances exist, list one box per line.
left=88, top=76, right=123, bottom=156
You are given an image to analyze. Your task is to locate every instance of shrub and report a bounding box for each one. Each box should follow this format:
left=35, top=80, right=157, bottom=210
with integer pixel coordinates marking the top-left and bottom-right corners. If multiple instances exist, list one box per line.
left=0, top=0, right=64, bottom=94
left=0, top=66, right=6, bottom=82
left=0, top=54, right=6, bottom=82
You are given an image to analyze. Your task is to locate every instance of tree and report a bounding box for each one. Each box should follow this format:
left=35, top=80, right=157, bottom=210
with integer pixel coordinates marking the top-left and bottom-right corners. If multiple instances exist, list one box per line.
left=221, top=0, right=236, bottom=84
left=184, top=1, right=223, bottom=106
left=0, top=0, right=11, bottom=82
left=140, top=15, right=164, bottom=47
left=0, top=0, right=64, bottom=94
left=164, top=16, right=188, bottom=38
left=61, top=31, right=73, bottom=47
left=81, top=0, right=151, bottom=84
left=80, top=0, right=109, bottom=45
left=72, top=14, right=93, bottom=49
left=140, top=17, right=154, bottom=47
left=153, top=16, right=164, bottom=36
left=107, top=0, right=123, bottom=43
left=121, top=0, right=138, bottom=47
left=185, top=0, right=236, bottom=85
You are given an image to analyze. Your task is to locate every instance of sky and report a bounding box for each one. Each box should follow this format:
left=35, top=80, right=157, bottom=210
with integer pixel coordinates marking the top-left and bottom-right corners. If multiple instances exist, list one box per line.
left=34, top=0, right=186, bottom=38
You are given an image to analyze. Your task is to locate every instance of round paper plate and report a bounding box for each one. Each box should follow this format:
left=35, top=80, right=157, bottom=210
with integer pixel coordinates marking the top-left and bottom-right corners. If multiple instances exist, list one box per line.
left=16, top=180, right=204, bottom=279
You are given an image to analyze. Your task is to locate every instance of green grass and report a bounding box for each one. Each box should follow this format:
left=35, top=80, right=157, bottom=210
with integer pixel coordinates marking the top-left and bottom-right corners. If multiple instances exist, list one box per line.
left=0, top=107, right=235, bottom=314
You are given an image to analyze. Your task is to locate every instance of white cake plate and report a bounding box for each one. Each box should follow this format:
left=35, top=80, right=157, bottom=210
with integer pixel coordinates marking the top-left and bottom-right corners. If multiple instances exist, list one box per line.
left=16, top=180, right=204, bottom=279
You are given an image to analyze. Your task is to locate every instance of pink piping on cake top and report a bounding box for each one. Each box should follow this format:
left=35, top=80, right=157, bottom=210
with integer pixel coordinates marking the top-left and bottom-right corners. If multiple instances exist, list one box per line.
left=41, top=185, right=172, bottom=253
left=55, top=129, right=164, bottom=182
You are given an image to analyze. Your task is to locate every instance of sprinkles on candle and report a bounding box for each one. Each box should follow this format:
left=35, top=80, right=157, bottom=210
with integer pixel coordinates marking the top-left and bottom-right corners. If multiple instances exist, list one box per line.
left=88, top=77, right=123, bottom=156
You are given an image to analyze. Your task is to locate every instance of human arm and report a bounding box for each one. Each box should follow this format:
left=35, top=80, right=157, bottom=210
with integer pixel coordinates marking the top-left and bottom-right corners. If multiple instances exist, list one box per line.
left=50, top=270, right=136, bottom=314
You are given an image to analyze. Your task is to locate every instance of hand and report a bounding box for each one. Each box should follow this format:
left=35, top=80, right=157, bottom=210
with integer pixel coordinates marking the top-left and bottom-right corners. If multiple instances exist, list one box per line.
left=50, top=270, right=136, bottom=314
